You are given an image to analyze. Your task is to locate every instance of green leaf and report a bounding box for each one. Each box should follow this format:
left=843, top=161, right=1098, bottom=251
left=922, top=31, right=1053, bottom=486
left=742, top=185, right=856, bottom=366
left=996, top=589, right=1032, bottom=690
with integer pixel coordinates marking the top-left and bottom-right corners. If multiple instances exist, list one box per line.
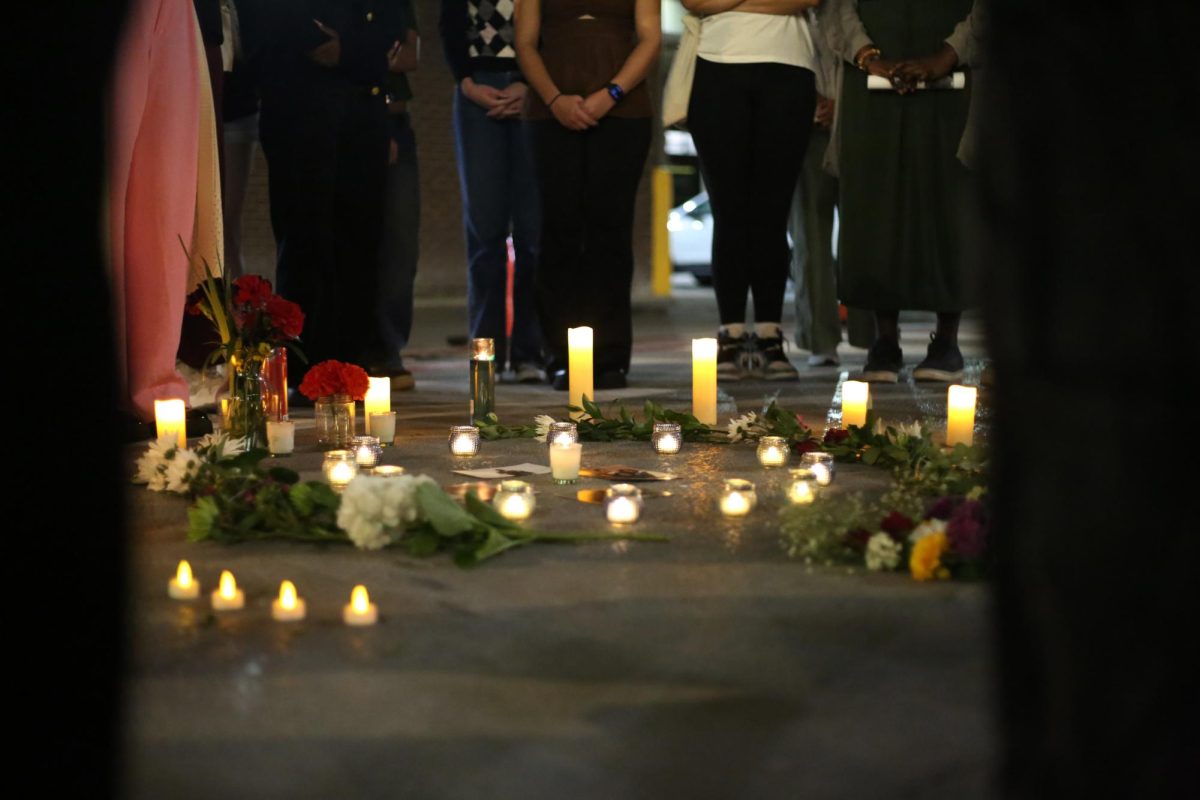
left=400, top=527, right=443, bottom=557
left=465, top=529, right=531, bottom=565
left=225, top=448, right=270, bottom=472
left=464, top=491, right=524, bottom=531
left=289, top=483, right=315, bottom=515
left=186, top=496, right=220, bottom=542
left=268, top=467, right=300, bottom=484
left=416, top=481, right=480, bottom=537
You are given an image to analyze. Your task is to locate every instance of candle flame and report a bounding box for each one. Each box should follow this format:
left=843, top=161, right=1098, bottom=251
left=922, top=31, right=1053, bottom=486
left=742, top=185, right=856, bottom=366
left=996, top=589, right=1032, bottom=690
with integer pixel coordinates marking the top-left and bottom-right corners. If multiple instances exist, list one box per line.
left=176, top=560, right=193, bottom=588
left=219, top=570, right=237, bottom=599
left=351, top=585, right=370, bottom=613
left=279, top=580, right=297, bottom=610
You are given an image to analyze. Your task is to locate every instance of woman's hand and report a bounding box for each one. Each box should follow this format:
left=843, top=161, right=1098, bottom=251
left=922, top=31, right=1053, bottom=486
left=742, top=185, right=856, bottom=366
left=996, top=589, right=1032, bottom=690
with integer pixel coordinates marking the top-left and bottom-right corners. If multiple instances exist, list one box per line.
left=814, top=95, right=834, bottom=128
left=461, top=77, right=506, bottom=111
left=551, top=95, right=598, bottom=131
left=893, top=45, right=959, bottom=86
left=487, top=82, right=527, bottom=119
left=581, top=89, right=617, bottom=122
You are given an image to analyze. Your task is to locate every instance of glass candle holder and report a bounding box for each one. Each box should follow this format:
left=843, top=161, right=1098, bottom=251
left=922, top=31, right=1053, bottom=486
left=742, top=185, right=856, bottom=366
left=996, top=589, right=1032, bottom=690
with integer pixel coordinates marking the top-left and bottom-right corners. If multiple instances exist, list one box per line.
left=786, top=468, right=818, bottom=505
left=605, top=483, right=643, bottom=524
left=266, top=419, right=295, bottom=455
left=470, top=338, right=496, bottom=422
left=651, top=422, right=682, bottom=455
left=799, top=451, right=835, bottom=486
left=352, top=435, right=383, bottom=469
left=315, top=393, right=356, bottom=449
left=493, top=480, right=536, bottom=521
left=720, top=478, right=757, bottom=517
left=756, top=436, right=791, bottom=468
left=370, top=411, right=397, bottom=446
left=322, top=449, right=358, bottom=491
left=546, top=421, right=578, bottom=449
left=448, top=425, right=481, bottom=457
left=549, top=441, right=582, bottom=484
left=372, top=465, right=406, bottom=478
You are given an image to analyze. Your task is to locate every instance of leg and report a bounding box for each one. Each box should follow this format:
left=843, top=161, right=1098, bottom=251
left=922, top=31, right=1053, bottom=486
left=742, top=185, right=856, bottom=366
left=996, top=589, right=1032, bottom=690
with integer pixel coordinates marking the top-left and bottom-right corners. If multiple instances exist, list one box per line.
left=377, top=112, right=420, bottom=373
left=221, top=113, right=259, bottom=279
left=799, top=128, right=843, bottom=358
left=508, top=117, right=543, bottom=370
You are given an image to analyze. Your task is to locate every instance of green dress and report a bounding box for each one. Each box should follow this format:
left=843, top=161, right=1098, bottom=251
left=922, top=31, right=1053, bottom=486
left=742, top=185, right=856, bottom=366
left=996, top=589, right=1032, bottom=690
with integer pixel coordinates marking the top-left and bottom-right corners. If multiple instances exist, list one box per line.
left=837, top=0, right=976, bottom=312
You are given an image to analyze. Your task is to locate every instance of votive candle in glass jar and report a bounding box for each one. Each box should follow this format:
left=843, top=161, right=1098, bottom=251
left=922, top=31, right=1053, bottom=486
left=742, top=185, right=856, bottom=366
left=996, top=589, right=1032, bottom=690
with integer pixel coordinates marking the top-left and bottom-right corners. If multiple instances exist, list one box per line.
left=605, top=483, right=643, bottom=524
left=448, top=425, right=481, bottom=457
left=266, top=419, right=295, bottom=455
left=756, top=436, right=790, bottom=468
left=651, top=422, right=682, bottom=455
left=787, top=468, right=818, bottom=505
left=493, top=480, right=536, bottom=521
left=546, top=421, right=578, bottom=449
left=373, top=465, right=406, bottom=478
left=352, top=435, right=382, bottom=469
left=720, top=478, right=757, bottom=517
left=799, top=451, right=835, bottom=486
left=549, top=441, right=583, bottom=484
left=322, top=449, right=358, bottom=491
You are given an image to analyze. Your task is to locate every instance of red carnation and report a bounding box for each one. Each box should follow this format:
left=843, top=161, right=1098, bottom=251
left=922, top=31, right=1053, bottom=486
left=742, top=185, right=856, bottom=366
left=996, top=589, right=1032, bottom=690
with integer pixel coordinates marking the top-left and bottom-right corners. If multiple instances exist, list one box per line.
left=880, top=510, right=915, bottom=541
left=234, top=275, right=274, bottom=308
left=338, top=362, right=370, bottom=400
left=299, top=359, right=371, bottom=400
left=844, top=528, right=872, bottom=552
left=824, top=427, right=851, bottom=445
left=265, top=295, right=305, bottom=339
left=792, top=438, right=821, bottom=455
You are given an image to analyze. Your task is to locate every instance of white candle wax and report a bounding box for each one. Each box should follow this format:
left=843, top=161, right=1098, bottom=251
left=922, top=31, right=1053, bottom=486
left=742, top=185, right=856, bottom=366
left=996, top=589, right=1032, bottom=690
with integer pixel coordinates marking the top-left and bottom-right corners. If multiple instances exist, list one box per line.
left=720, top=492, right=752, bottom=517
left=271, top=580, right=307, bottom=622
left=168, top=560, right=200, bottom=600
left=606, top=496, right=641, bottom=524
left=656, top=434, right=680, bottom=454
left=266, top=420, right=295, bottom=455
left=343, top=585, right=378, bottom=626
left=154, top=398, right=187, bottom=448
left=498, top=494, right=534, bottom=521
left=946, top=384, right=977, bottom=447
left=211, top=570, right=245, bottom=611
left=692, top=338, right=718, bottom=426
left=371, top=412, right=396, bottom=445
left=549, top=442, right=582, bottom=482
left=568, top=327, right=594, bottom=421
left=451, top=433, right=478, bottom=456
left=842, top=381, right=869, bottom=428
left=364, top=377, right=391, bottom=435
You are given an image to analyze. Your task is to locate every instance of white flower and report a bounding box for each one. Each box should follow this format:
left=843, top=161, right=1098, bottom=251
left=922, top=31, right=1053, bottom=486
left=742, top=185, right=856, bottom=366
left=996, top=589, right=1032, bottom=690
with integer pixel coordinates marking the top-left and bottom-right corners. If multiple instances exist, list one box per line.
left=165, top=448, right=203, bottom=493
left=337, top=474, right=439, bottom=550
left=897, top=420, right=924, bottom=440
left=909, top=517, right=947, bottom=543
left=133, top=438, right=176, bottom=491
left=727, top=412, right=758, bottom=442
left=195, top=433, right=246, bottom=460
left=872, top=417, right=888, bottom=437
left=865, top=533, right=902, bottom=571
left=533, top=415, right=556, bottom=443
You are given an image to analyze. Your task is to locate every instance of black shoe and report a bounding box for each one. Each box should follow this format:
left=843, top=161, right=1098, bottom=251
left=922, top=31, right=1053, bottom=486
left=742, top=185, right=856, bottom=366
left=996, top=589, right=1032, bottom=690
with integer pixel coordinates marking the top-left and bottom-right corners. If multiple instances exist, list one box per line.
left=912, top=333, right=964, bottom=382
left=595, top=369, right=627, bottom=390
left=717, top=330, right=750, bottom=381
left=752, top=333, right=799, bottom=381
left=551, top=369, right=569, bottom=390
left=862, top=338, right=903, bottom=383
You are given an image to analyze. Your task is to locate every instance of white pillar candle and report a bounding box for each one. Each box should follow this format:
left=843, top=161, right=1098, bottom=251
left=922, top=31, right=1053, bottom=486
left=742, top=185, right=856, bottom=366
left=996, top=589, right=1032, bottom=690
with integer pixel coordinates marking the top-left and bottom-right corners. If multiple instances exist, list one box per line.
left=154, top=398, right=187, bottom=448
left=692, top=338, right=718, bottom=426
left=568, top=327, right=594, bottom=420
left=343, top=585, right=378, bottom=626
left=364, top=377, right=391, bottom=435
left=841, top=380, right=869, bottom=428
left=549, top=441, right=583, bottom=484
left=946, top=384, right=977, bottom=447
left=168, top=560, right=200, bottom=600
left=266, top=420, right=295, bottom=455
left=271, top=580, right=307, bottom=622
left=211, top=569, right=245, bottom=611
left=371, top=412, right=397, bottom=445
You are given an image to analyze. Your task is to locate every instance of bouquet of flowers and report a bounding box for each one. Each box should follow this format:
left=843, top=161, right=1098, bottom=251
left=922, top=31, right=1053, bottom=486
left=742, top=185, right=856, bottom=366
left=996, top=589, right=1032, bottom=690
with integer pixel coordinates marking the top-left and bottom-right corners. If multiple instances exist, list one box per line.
left=298, top=360, right=371, bottom=401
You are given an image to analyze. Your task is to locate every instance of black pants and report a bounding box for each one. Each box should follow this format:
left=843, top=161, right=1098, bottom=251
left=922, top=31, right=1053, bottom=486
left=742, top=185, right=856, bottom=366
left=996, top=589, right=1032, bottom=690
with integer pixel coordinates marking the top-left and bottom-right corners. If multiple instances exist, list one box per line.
left=531, top=116, right=651, bottom=375
left=260, top=85, right=389, bottom=372
left=689, top=58, right=815, bottom=325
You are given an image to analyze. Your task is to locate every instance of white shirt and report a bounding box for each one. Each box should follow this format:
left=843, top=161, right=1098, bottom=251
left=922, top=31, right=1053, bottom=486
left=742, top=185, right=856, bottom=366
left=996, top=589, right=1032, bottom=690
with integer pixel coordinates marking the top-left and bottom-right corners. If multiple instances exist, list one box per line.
left=697, top=11, right=816, bottom=70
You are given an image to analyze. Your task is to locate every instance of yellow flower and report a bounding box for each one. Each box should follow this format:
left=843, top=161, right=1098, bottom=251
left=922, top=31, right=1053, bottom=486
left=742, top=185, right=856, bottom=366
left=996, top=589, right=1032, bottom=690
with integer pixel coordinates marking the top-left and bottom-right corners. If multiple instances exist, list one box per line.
left=910, top=532, right=951, bottom=581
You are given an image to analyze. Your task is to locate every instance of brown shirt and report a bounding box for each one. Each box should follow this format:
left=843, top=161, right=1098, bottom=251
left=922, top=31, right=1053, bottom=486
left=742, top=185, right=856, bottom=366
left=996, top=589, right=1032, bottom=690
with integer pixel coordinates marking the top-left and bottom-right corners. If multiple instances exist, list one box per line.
left=524, top=0, right=652, bottom=120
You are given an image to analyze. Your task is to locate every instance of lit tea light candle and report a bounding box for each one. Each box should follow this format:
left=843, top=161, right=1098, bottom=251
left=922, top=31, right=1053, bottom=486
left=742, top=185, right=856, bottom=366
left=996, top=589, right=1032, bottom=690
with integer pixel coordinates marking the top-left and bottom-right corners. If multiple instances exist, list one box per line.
left=756, top=436, right=790, bottom=468
left=168, top=560, right=200, bottom=600
left=546, top=421, right=578, bottom=449
left=322, top=450, right=358, bottom=491
left=352, top=435, right=382, bottom=469
left=720, top=479, right=756, bottom=517
left=651, top=422, right=682, bottom=455
left=799, top=452, right=835, bottom=486
left=568, top=327, right=594, bottom=421
left=448, top=425, right=481, bottom=457
left=211, top=569, right=245, bottom=611
left=154, top=398, right=187, bottom=448
left=364, top=377, right=391, bottom=436
left=946, top=384, right=977, bottom=447
left=493, top=480, right=535, bottom=521
left=371, top=411, right=396, bottom=445
left=266, top=419, right=295, bottom=455
left=373, top=465, right=406, bottom=478
left=605, top=483, right=643, bottom=524
left=343, top=584, right=378, bottom=626
left=787, top=471, right=817, bottom=505
left=841, top=380, right=869, bottom=428
left=549, top=441, right=583, bottom=484
left=692, top=338, right=718, bottom=426
left=271, top=580, right=306, bottom=622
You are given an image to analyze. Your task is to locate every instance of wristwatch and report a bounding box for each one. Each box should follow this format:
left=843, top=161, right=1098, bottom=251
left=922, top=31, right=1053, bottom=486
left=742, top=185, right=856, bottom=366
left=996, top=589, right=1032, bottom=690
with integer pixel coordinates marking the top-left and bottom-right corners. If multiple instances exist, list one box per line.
left=606, top=82, right=625, bottom=103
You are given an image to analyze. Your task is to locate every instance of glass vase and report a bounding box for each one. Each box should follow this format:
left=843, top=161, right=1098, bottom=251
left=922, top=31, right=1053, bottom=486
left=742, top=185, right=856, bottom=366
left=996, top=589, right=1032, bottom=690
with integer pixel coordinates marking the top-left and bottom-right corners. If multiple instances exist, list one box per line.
left=226, top=352, right=270, bottom=450
left=315, top=393, right=356, bottom=449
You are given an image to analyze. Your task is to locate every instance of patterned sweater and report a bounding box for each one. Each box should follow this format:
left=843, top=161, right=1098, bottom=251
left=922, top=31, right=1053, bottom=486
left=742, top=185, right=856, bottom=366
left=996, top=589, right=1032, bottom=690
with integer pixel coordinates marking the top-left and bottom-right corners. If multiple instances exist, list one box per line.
left=438, top=0, right=521, bottom=82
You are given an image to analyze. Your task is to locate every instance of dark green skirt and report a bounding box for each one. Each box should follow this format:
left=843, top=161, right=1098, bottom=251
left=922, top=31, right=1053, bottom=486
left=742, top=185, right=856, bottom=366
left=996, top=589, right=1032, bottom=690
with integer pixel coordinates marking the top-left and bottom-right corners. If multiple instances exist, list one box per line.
left=838, top=0, right=977, bottom=312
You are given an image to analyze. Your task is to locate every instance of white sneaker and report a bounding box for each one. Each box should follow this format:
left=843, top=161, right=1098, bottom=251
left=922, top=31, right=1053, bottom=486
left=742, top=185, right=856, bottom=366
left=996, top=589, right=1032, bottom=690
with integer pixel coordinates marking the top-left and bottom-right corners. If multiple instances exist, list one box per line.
left=806, top=351, right=840, bottom=367
left=513, top=363, right=545, bottom=384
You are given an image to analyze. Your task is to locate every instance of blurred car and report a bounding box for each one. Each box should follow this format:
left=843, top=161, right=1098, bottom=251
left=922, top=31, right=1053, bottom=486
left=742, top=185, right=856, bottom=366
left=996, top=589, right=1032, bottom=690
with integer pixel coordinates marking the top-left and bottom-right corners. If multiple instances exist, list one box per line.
left=667, top=192, right=713, bottom=283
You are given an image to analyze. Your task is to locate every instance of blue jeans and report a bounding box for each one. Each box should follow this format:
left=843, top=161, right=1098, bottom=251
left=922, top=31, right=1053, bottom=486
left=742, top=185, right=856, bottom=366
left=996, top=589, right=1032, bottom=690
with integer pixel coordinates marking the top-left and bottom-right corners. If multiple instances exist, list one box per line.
left=453, top=70, right=542, bottom=368
left=377, top=112, right=419, bottom=370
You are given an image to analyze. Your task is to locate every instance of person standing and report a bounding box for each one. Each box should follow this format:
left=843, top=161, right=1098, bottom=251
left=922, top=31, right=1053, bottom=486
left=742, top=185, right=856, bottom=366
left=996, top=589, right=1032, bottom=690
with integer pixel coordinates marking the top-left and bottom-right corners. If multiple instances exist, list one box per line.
left=684, top=0, right=820, bottom=382
left=515, top=0, right=660, bottom=390
left=440, top=0, right=543, bottom=383
left=221, top=0, right=262, bottom=279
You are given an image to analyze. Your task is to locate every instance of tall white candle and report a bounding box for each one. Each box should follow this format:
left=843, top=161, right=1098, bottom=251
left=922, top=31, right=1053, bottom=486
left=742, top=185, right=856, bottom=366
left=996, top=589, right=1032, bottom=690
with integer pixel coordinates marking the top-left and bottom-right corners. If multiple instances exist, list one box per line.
left=549, top=441, right=583, bottom=483
left=568, top=327, right=594, bottom=421
left=946, top=385, right=977, bottom=447
left=692, top=338, right=718, bottom=426
left=364, top=377, right=391, bottom=435
left=842, top=381, right=869, bottom=428
left=154, top=399, right=187, bottom=448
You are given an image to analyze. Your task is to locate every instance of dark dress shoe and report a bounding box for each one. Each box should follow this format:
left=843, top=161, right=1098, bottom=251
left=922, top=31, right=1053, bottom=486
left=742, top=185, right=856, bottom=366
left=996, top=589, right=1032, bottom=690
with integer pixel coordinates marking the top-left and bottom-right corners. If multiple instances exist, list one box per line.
left=595, top=369, right=628, bottom=390
left=550, top=369, right=569, bottom=390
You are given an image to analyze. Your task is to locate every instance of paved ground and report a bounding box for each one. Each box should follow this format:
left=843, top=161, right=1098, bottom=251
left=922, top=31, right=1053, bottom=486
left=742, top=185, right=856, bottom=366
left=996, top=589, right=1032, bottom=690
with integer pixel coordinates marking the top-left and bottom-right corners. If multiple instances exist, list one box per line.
left=123, top=289, right=995, bottom=799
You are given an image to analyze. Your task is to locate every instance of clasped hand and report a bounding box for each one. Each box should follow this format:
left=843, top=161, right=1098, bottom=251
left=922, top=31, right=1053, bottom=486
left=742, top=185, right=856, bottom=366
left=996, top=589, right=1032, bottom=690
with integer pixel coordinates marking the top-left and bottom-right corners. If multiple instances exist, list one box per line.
left=868, top=46, right=959, bottom=95
left=551, top=89, right=615, bottom=131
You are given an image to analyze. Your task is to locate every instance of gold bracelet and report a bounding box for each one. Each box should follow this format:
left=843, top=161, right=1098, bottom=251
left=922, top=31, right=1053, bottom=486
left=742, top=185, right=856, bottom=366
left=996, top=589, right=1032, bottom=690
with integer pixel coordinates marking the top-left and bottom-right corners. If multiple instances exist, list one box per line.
left=856, top=46, right=881, bottom=72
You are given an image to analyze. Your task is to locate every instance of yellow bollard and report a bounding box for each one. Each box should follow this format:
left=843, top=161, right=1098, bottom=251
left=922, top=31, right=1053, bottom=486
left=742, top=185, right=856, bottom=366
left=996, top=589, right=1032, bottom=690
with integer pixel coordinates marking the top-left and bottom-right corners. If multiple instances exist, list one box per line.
left=651, top=166, right=674, bottom=297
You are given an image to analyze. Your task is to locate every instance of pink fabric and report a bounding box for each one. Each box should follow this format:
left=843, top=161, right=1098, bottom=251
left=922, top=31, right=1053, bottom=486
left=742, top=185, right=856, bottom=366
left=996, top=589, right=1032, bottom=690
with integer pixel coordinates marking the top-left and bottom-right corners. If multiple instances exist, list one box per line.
left=109, top=0, right=200, bottom=420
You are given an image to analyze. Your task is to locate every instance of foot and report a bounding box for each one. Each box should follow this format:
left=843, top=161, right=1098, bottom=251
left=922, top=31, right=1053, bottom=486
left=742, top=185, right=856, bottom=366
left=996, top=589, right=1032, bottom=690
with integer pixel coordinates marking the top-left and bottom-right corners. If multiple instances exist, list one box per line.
left=366, top=362, right=415, bottom=390
left=594, top=369, right=628, bottom=390
left=753, top=333, right=799, bottom=381
left=550, top=369, right=569, bottom=391
left=512, top=363, right=545, bottom=385
left=912, top=333, right=964, bottom=382
left=717, top=330, right=750, bottom=382
left=862, top=338, right=903, bottom=383
left=806, top=350, right=840, bottom=367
